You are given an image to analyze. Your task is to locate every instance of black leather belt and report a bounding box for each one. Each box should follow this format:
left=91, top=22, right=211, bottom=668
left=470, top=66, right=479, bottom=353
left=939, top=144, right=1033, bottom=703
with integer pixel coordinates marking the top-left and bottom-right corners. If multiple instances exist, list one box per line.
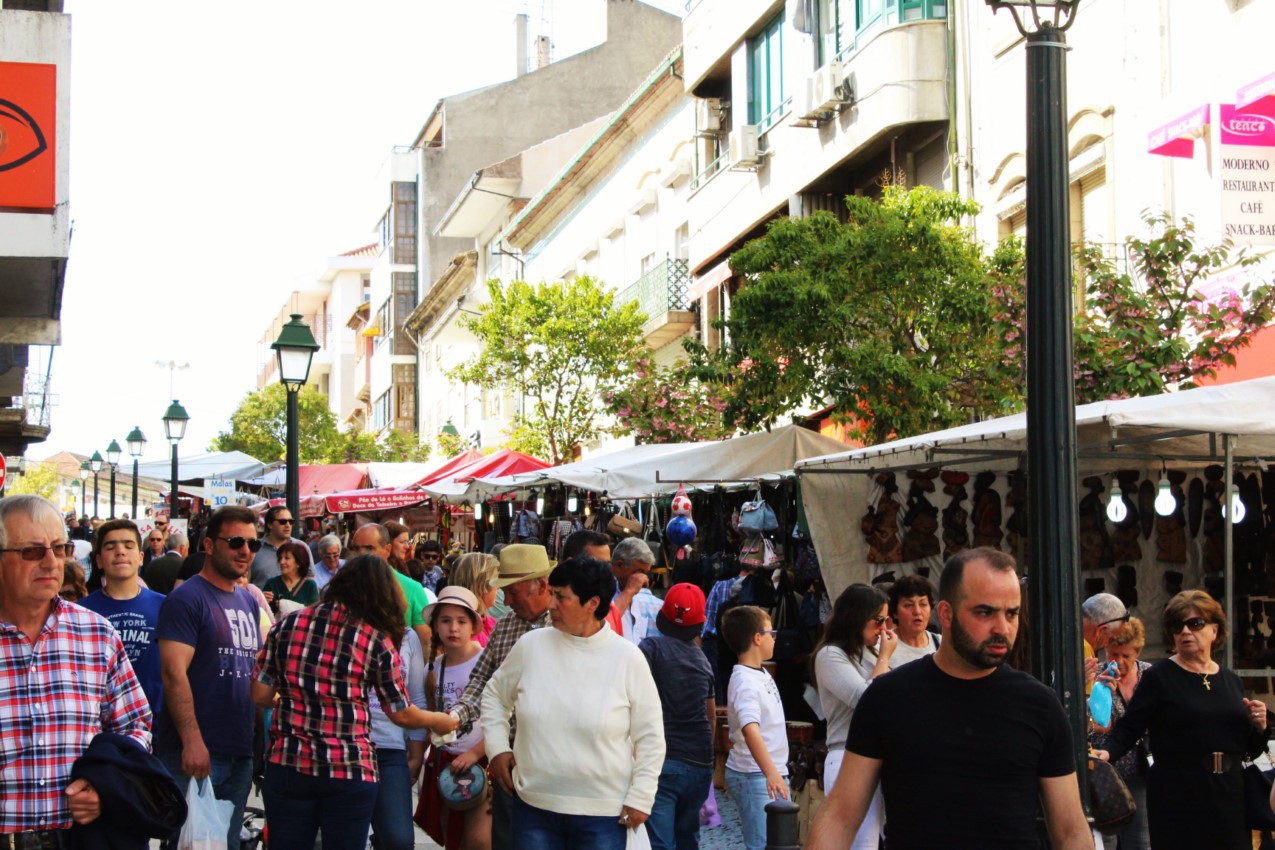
left=0, top=831, right=65, bottom=850
left=1154, top=751, right=1244, bottom=774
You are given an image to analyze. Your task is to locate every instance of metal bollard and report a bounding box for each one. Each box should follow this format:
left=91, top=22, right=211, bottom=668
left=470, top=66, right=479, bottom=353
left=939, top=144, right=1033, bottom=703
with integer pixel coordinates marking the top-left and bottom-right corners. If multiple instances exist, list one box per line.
left=765, top=797, right=802, bottom=850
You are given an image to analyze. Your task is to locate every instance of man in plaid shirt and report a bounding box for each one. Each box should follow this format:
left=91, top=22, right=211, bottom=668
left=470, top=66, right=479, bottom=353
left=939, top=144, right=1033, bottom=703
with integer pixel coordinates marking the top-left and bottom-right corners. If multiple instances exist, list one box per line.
left=0, top=495, right=151, bottom=846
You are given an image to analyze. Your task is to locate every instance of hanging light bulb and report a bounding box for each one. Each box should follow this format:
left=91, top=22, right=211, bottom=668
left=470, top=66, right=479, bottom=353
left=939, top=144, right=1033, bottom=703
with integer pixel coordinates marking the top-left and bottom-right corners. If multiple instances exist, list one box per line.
left=1222, top=484, right=1247, bottom=524
left=535, top=492, right=545, bottom=515
left=473, top=501, right=483, bottom=522
left=507, top=500, right=515, bottom=517
left=1153, top=472, right=1176, bottom=517
left=567, top=493, right=579, bottom=514
left=1106, top=481, right=1128, bottom=523
left=584, top=502, right=592, bottom=517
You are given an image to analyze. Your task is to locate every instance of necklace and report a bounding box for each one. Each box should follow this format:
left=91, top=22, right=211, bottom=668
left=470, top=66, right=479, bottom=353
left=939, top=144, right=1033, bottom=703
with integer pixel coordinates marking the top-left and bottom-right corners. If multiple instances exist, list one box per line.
left=1202, top=672, right=1211, bottom=691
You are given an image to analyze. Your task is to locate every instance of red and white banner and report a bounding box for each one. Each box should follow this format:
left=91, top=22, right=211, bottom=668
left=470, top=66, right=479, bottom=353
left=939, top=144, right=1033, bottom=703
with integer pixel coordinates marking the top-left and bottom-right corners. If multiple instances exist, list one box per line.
left=1220, top=103, right=1275, bottom=246
left=325, top=491, right=430, bottom=515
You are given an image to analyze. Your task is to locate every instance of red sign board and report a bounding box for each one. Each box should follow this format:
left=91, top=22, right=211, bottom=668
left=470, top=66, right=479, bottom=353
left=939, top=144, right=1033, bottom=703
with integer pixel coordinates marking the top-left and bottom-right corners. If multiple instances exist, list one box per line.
left=0, top=454, right=6, bottom=491
left=0, top=62, right=57, bottom=210
left=325, top=491, right=430, bottom=515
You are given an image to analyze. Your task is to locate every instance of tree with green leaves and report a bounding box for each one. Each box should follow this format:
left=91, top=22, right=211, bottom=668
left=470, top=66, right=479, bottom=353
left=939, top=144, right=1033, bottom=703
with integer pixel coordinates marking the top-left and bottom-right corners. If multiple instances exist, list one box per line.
left=328, top=426, right=431, bottom=464
left=688, top=185, right=1021, bottom=444
left=449, top=276, right=647, bottom=464
left=5, top=462, right=59, bottom=500
left=212, top=384, right=342, bottom=463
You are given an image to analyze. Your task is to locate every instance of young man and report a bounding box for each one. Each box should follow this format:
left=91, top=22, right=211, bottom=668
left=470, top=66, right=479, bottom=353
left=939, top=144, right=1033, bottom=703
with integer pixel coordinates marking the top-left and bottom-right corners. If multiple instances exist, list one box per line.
left=81, top=518, right=167, bottom=715
left=639, top=583, right=715, bottom=850
left=808, top=547, right=1092, bottom=850
left=156, top=506, right=263, bottom=850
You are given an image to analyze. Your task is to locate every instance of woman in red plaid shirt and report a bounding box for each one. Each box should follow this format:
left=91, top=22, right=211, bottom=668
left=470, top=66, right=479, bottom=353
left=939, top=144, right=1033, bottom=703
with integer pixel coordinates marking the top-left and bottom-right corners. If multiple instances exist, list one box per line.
left=252, top=554, right=458, bottom=849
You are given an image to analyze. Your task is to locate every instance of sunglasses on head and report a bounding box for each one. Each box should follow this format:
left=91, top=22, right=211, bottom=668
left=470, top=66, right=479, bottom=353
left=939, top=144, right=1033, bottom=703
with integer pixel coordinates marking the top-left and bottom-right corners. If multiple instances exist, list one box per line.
left=1096, top=612, right=1132, bottom=629
left=1169, top=616, right=1210, bottom=634
left=2, top=543, right=76, bottom=561
left=214, top=536, right=263, bottom=553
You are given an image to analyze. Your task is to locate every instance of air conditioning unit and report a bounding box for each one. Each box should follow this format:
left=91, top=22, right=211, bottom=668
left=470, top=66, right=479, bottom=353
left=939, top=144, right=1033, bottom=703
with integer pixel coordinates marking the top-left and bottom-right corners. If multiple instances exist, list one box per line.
left=803, top=62, right=848, bottom=118
left=728, top=125, right=760, bottom=168
left=696, top=98, right=723, bottom=136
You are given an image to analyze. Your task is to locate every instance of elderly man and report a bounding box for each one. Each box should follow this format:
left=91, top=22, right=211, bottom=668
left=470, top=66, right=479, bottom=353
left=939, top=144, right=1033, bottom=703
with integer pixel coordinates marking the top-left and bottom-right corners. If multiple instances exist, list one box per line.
left=0, top=495, right=151, bottom=842
left=451, top=544, right=555, bottom=850
left=1082, top=592, right=1128, bottom=690
left=349, top=523, right=433, bottom=649
left=312, top=533, right=344, bottom=590
left=609, top=537, right=664, bottom=644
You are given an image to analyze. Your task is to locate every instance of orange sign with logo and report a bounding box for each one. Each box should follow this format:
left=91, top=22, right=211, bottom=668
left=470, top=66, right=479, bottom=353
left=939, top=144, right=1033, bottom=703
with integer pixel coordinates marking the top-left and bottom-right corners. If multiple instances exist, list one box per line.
left=0, top=62, right=56, bottom=211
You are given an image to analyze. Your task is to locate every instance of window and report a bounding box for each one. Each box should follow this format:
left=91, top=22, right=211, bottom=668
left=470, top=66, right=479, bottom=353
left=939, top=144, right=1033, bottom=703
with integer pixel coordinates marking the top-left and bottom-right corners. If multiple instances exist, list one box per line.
left=749, top=12, right=787, bottom=132
left=373, top=390, right=391, bottom=432
left=392, top=182, right=417, bottom=265
left=375, top=299, right=391, bottom=350
left=817, top=0, right=947, bottom=64
left=393, top=364, right=416, bottom=432
left=392, top=273, right=417, bottom=355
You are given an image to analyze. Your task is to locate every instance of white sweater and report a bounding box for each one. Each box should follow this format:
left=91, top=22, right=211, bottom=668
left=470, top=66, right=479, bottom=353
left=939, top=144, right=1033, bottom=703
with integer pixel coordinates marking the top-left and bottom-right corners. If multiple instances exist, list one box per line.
left=481, top=622, right=666, bottom=816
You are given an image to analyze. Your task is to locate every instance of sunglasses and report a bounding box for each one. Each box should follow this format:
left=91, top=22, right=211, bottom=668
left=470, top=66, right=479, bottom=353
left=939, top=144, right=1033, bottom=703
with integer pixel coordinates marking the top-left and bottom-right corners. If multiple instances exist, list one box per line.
left=214, top=536, right=263, bottom=553
left=421, top=553, right=440, bottom=559
left=871, top=616, right=890, bottom=626
left=2, top=543, right=76, bottom=561
left=1096, top=612, right=1131, bottom=629
left=1169, top=616, right=1210, bottom=634
left=274, top=518, right=294, bottom=525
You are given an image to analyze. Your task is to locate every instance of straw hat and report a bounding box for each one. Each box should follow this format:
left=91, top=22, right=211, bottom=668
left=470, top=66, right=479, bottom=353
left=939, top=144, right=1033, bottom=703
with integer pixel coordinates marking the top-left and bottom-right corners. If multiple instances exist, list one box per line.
left=489, top=543, right=553, bottom=588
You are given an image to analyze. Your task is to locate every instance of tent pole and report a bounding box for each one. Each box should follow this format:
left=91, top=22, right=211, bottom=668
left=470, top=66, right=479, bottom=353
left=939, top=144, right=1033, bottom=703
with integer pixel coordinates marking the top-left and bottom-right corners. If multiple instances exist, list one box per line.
left=1224, top=434, right=1234, bottom=670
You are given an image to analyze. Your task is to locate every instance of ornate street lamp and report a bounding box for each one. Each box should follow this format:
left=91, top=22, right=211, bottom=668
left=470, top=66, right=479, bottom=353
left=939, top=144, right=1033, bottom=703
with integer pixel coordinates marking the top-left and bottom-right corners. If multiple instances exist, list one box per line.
left=126, top=426, right=147, bottom=520
left=163, top=401, right=190, bottom=521
left=105, top=439, right=122, bottom=519
left=79, top=461, right=89, bottom=518
left=89, top=451, right=103, bottom=519
left=271, top=314, right=319, bottom=524
left=986, top=0, right=1085, bottom=793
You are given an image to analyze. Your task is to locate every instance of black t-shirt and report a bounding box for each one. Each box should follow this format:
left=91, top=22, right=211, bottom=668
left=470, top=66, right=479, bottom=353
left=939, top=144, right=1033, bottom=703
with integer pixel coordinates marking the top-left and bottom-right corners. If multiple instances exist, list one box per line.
left=639, top=633, right=715, bottom=766
left=847, top=655, right=1075, bottom=849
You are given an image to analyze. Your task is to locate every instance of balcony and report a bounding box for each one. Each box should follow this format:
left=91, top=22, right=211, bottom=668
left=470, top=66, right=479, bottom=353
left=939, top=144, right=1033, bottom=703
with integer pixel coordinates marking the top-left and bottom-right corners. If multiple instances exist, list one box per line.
left=617, top=258, right=697, bottom=349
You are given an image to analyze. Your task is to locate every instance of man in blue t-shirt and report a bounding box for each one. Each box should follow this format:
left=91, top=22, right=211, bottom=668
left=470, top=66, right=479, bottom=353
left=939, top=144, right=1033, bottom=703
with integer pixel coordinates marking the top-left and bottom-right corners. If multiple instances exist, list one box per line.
left=80, top=519, right=166, bottom=716
left=156, top=506, right=262, bottom=850
left=639, top=583, right=716, bottom=850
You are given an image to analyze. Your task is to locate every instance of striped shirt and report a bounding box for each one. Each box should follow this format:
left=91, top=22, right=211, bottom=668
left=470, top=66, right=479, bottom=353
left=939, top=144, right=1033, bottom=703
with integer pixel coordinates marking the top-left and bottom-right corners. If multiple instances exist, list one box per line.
left=254, top=602, right=409, bottom=782
left=0, top=599, right=152, bottom=833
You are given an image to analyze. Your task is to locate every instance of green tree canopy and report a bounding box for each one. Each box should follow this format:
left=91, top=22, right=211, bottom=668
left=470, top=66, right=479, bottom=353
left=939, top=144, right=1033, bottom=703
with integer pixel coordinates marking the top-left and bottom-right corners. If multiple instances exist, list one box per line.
left=211, top=384, right=341, bottom=463
left=5, top=462, right=59, bottom=500
left=449, top=276, right=647, bottom=464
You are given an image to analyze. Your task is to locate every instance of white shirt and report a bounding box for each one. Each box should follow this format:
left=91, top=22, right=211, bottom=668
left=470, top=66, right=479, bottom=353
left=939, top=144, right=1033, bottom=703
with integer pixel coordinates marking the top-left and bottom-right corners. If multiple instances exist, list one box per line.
left=888, top=631, right=940, bottom=670
left=726, top=664, right=788, bottom=774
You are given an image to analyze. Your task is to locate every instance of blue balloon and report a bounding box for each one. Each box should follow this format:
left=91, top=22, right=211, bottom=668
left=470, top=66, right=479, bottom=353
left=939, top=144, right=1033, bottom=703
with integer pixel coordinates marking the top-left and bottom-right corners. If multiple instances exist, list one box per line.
left=666, top=514, right=697, bottom=546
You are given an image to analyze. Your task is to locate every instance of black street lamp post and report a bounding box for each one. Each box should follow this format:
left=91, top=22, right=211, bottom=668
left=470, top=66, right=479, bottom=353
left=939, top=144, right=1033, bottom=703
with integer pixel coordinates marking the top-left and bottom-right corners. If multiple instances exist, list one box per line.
left=163, top=401, right=190, bottom=521
left=126, top=427, right=146, bottom=520
left=89, top=451, right=103, bottom=519
left=79, top=462, right=89, bottom=518
left=105, top=439, right=121, bottom=519
left=986, top=0, right=1086, bottom=794
left=271, top=314, right=319, bottom=526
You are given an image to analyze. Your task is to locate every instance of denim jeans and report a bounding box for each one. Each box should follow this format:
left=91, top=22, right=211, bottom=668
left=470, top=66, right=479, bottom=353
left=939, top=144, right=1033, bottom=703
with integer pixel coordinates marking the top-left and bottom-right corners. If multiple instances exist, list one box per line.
left=370, top=747, right=415, bottom=850
left=262, top=761, right=379, bottom=850
left=647, top=758, right=713, bottom=850
left=492, top=780, right=516, bottom=850
left=725, top=767, right=789, bottom=850
left=158, top=747, right=254, bottom=850
left=512, top=794, right=627, bottom=850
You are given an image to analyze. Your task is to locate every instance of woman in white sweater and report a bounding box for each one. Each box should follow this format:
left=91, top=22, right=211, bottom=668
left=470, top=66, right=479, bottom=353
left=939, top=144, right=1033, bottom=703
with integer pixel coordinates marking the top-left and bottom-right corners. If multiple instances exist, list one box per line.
left=812, top=583, right=896, bottom=850
left=482, top=556, right=665, bottom=850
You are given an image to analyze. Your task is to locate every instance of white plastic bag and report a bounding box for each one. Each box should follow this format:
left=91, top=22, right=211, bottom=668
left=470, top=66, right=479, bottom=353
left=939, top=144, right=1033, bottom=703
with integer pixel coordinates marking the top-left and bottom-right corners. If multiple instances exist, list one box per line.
left=178, top=777, right=233, bottom=850
left=626, top=823, right=652, bottom=850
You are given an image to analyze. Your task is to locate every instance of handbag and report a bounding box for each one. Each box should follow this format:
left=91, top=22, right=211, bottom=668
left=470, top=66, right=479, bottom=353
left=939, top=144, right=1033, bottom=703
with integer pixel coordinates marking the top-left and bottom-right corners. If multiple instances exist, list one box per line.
left=739, top=495, right=779, bottom=533
left=1244, top=763, right=1275, bottom=831
left=1086, top=755, right=1136, bottom=836
left=608, top=503, right=642, bottom=538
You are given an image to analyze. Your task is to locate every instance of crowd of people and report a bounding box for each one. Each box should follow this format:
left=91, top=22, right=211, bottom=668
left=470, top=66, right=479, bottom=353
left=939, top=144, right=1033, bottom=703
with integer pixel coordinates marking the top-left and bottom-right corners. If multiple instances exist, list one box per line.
left=4, top=493, right=1275, bottom=850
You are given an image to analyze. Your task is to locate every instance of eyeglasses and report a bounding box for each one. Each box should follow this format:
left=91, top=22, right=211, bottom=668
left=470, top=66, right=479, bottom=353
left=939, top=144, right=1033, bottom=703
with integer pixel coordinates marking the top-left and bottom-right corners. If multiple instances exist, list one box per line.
left=213, top=536, right=263, bottom=553
left=760, top=629, right=779, bottom=636
left=1, top=543, right=76, bottom=561
left=59, top=589, right=80, bottom=600
left=1169, top=616, right=1210, bottom=634
left=1096, top=612, right=1132, bottom=629
left=871, top=616, right=890, bottom=626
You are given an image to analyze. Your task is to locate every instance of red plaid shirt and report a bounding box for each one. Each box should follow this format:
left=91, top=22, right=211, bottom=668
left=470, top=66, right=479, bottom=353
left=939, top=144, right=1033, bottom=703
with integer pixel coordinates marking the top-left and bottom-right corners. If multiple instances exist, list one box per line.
left=0, top=599, right=152, bottom=833
left=254, top=602, right=408, bottom=782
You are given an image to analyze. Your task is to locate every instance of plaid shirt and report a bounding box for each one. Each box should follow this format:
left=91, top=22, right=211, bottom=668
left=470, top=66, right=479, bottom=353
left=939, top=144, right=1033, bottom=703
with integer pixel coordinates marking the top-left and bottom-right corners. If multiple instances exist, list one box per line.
left=0, top=599, right=152, bottom=833
left=450, top=609, right=551, bottom=728
left=254, top=602, right=408, bottom=782
left=703, top=577, right=735, bottom=637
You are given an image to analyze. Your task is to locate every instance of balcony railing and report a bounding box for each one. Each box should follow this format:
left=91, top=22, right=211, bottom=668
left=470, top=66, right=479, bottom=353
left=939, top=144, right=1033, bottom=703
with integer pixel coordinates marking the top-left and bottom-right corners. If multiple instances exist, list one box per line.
left=617, top=258, right=691, bottom=321
left=834, top=0, right=948, bottom=63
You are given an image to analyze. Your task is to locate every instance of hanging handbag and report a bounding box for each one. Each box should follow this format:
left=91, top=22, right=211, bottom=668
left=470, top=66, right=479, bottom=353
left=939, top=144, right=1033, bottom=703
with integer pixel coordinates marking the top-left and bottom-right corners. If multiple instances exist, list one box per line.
left=1086, top=754, right=1136, bottom=835
left=642, top=500, right=664, bottom=567
left=739, top=493, right=779, bottom=533
left=608, top=503, right=642, bottom=538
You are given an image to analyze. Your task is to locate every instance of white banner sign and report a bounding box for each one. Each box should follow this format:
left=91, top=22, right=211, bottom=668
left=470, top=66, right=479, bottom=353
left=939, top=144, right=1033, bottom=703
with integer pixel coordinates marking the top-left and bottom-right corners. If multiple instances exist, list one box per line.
left=207, top=478, right=236, bottom=509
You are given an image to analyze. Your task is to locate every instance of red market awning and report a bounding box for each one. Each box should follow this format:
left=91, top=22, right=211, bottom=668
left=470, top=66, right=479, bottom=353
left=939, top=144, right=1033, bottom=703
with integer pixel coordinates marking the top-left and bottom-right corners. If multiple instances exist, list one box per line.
left=299, top=463, right=369, bottom=494
left=1147, top=104, right=1209, bottom=158
left=415, top=450, right=484, bottom=487
left=1238, top=70, right=1275, bottom=114
left=419, top=448, right=551, bottom=498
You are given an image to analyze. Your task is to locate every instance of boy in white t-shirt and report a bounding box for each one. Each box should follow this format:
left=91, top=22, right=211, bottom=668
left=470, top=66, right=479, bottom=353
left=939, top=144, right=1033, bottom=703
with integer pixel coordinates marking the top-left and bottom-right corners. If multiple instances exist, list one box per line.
left=722, top=605, right=789, bottom=850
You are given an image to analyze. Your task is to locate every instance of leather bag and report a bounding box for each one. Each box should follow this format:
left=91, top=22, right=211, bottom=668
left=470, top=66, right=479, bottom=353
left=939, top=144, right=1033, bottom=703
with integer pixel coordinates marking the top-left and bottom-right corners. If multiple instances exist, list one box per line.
left=1087, top=755, right=1136, bottom=835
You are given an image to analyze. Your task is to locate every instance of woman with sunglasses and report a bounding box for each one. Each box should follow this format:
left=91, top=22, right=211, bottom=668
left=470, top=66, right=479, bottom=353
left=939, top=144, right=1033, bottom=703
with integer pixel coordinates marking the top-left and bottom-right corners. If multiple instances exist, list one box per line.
left=811, top=583, right=897, bottom=849
left=1097, top=590, right=1268, bottom=850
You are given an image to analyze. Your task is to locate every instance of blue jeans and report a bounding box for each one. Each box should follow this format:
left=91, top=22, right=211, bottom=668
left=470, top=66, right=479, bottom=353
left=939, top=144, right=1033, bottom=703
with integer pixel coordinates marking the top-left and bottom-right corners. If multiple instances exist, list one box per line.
left=158, top=748, right=254, bottom=850
left=512, top=794, right=627, bottom=850
left=262, top=761, right=379, bottom=850
left=648, top=758, right=713, bottom=850
left=370, top=747, right=415, bottom=850
left=725, top=767, right=789, bottom=850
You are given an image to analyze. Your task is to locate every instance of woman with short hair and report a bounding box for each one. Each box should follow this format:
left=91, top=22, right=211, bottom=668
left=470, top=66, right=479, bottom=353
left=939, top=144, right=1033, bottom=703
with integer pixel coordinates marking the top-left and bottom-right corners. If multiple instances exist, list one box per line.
left=1098, top=590, right=1268, bottom=850
left=261, top=540, right=319, bottom=615
left=1090, top=617, right=1151, bottom=850
left=886, top=573, right=940, bottom=669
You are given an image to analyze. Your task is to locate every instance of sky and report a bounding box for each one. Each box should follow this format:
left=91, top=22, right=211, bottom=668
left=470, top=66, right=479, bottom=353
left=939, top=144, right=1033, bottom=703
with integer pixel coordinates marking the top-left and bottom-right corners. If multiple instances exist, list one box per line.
left=40, top=0, right=684, bottom=466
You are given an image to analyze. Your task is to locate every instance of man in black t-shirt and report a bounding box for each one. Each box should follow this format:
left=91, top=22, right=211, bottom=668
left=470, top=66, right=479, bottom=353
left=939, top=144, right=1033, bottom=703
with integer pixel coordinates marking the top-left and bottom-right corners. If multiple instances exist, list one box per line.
left=808, top=548, right=1093, bottom=850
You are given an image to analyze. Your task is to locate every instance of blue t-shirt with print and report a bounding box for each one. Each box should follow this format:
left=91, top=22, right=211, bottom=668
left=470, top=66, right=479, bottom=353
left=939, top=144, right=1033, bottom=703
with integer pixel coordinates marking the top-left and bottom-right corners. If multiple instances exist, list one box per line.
left=81, top=587, right=166, bottom=717
left=155, top=575, right=261, bottom=757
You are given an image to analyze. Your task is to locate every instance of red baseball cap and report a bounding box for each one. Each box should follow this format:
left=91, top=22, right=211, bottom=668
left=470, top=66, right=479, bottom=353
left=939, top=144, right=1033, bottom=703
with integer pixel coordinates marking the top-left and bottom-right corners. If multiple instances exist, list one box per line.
left=657, top=582, right=707, bottom=640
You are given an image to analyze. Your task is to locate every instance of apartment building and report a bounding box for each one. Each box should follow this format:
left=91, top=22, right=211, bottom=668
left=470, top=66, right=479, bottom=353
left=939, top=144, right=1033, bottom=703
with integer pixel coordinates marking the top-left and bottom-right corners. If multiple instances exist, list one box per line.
left=0, top=2, right=70, bottom=455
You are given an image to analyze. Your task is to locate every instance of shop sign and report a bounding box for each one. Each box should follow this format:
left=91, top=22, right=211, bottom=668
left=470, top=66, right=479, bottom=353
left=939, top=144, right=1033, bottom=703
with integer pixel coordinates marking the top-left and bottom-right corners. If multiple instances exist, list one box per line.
left=1220, top=103, right=1275, bottom=246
